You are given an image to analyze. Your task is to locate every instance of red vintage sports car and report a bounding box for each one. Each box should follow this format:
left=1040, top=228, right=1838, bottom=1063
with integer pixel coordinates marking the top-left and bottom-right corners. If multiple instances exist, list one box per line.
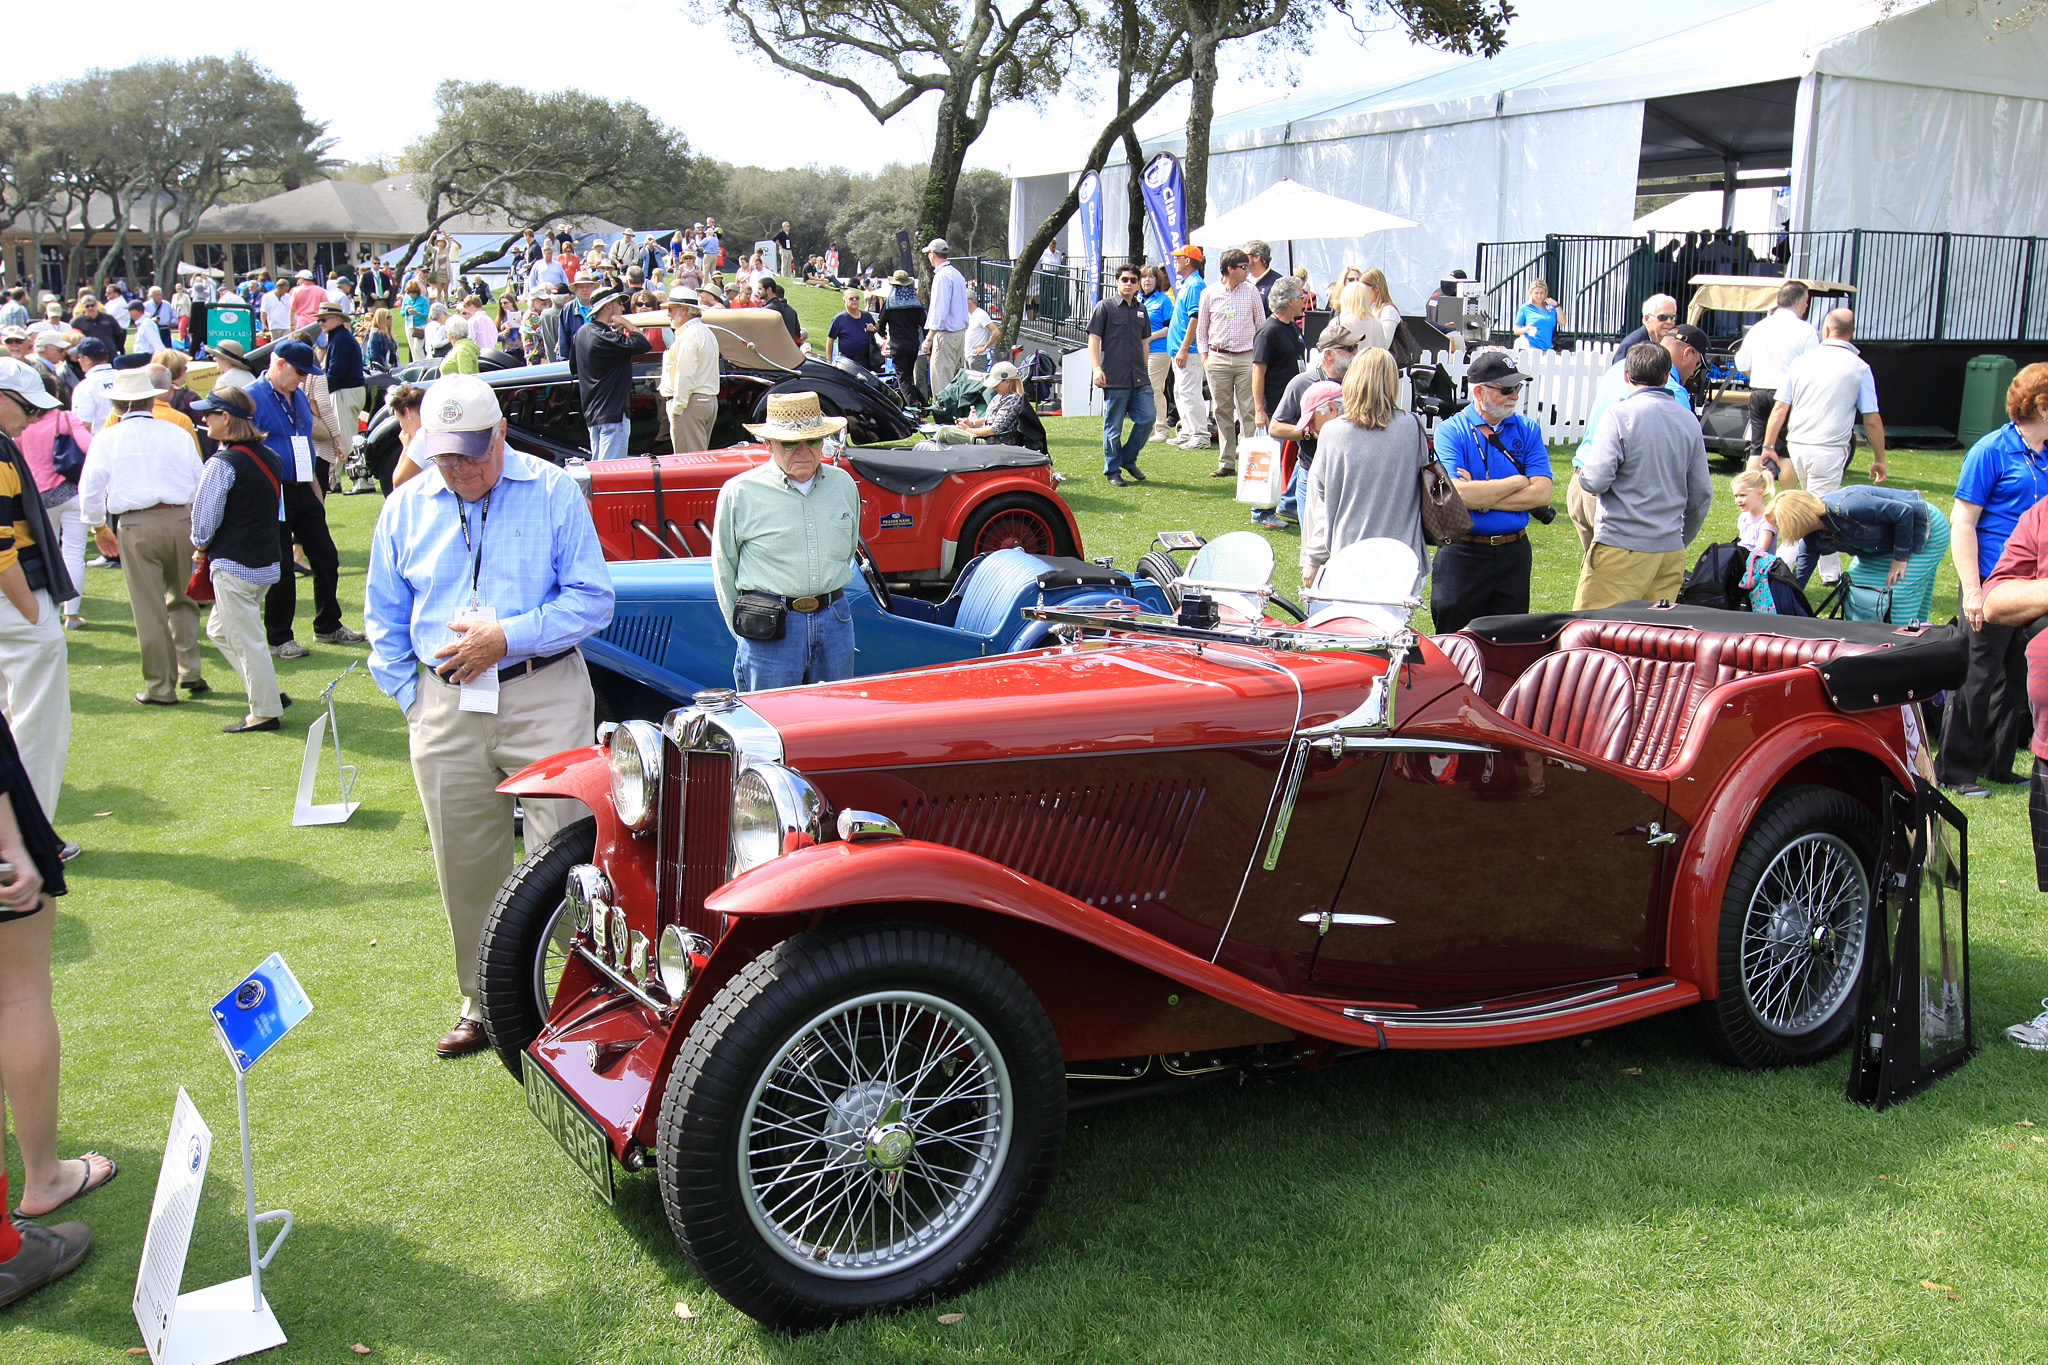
left=568, top=442, right=1081, bottom=583
left=477, top=590, right=1964, bottom=1327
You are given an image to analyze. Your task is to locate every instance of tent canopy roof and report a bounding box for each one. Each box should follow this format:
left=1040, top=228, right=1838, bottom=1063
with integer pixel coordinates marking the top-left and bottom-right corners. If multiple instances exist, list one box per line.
left=1187, top=179, right=1416, bottom=248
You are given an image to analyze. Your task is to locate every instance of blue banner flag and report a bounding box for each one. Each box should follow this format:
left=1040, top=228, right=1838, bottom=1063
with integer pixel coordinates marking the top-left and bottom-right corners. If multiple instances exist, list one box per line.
left=1140, top=153, right=1188, bottom=260
left=1078, top=171, right=1103, bottom=309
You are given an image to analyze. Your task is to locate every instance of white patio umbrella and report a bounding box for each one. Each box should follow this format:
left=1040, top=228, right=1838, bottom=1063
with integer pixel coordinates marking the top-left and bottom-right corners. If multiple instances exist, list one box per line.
left=1187, top=179, right=1416, bottom=268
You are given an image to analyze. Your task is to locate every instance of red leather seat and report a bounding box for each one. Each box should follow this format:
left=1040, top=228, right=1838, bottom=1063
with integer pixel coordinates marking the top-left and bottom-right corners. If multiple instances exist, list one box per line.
left=1431, top=633, right=1488, bottom=693
left=1499, top=647, right=1638, bottom=765
left=1558, top=621, right=1722, bottom=769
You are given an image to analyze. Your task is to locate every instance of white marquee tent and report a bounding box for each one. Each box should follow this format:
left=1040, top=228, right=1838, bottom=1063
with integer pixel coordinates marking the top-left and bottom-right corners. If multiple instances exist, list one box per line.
left=1011, top=0, right=2048, bottom=313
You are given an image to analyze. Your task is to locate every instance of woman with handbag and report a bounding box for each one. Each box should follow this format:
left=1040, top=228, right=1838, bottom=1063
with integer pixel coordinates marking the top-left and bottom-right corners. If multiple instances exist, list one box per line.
left=1301, top=349, right=1432, bottom=595
left=14, top=374, right=89, bottom=630
left=1767, top=485, right=1950, bottom=625
left=186, top=387, right=288, bottom=733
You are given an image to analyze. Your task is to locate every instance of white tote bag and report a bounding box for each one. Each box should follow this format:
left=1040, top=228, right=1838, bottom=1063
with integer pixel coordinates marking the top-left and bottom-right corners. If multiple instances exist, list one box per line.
left=1234, top=429, right=1284, bottom=507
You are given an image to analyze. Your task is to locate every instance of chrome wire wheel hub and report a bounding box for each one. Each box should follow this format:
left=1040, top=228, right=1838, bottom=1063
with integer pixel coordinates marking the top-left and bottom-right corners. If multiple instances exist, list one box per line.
left=740, top=990, right=1012, bottom=1279
left=1740, top=832, right=1870, bottom=1034
left=535, top=898, right=573, bottom=1018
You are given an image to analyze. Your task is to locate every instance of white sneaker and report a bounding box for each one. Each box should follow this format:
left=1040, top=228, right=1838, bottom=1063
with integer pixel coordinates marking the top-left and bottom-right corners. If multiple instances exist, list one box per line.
left=2005, top=999, right=2048, bottom=1050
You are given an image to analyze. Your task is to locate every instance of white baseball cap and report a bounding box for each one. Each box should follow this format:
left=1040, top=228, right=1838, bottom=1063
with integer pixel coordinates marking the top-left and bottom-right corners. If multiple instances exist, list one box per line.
left=0, top=358, right=57, bottom=411
left=419, top=374, right=502, bottom=459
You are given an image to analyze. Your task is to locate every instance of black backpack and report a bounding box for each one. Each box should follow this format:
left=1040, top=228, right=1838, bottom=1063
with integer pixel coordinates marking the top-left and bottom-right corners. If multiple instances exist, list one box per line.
left=1678, top=542, right=1813, bottom=616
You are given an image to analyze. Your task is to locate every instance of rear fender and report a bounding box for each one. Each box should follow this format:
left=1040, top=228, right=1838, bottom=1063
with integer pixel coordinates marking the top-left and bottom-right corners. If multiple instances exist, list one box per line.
left=1663, top=718, right=1909, bottom=996
left=939, top=478, right=1081, bottom=549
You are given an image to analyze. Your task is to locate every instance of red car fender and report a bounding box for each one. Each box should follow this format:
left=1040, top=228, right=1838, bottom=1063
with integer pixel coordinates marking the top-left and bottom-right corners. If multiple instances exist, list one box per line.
left=937, top=474, right=1082, bottom=551
left=1662, top=719, right=1911, bottom=997
left=496, top=746, right=658, bottom=972
left=703, top=838, right=1384, bottom=1046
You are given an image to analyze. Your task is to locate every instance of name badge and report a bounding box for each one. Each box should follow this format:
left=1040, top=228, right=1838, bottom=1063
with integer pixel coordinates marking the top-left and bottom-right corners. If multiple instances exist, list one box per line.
left=289, top=434, right=314, bottom=483
left=453, top=602, right=500, bottom=715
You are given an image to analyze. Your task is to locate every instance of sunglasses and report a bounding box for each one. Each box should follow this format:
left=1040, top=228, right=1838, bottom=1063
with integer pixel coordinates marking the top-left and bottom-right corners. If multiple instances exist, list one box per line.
left=1652, top=313, right=1676, bottom=322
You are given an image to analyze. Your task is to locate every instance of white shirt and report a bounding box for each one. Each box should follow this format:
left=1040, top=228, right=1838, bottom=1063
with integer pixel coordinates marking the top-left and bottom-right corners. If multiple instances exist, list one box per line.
left=424, top=319, right=448, bottom=354
left=259, top=292, right=291, bottom=332
left=1778, top=337, right=1879, bottom=449
left=660, top=317, right=720, bottom=404
left=130, top=316, right=163, bottom=354
left=1733, top=307, right=1818, bottom=389
left=965, top=306, right=994, bottom=357
left=79, top=412, right=204, bottom=523
left=70, top=367, right=117, bottom=430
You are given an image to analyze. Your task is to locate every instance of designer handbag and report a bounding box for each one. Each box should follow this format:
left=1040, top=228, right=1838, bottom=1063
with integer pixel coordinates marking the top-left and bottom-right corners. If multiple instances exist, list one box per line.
left=1415, top=418, right=1471, bottom=546
left=731, top=590, right=788, bottom=642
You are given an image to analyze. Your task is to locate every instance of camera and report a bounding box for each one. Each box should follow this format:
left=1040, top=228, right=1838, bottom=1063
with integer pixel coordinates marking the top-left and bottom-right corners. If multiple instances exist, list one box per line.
left=1529, top=504, right=1558, bottom=525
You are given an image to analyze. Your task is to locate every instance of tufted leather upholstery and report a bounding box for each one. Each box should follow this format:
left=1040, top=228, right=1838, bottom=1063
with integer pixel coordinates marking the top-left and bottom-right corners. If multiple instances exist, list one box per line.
left=1712, top=633, right=1858, bottom=684
left=1431, top=633, right=1488, bottom=692
left=1499, top=647, right=1638, bottom=764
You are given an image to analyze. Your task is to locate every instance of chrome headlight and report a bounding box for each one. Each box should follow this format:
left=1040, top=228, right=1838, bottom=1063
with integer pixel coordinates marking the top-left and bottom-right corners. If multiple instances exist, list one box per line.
left=730, top=763, right=829, bottom=878
left=658, top=925, right=710, bottom=998
left=607, top=719, right=663, bottom=831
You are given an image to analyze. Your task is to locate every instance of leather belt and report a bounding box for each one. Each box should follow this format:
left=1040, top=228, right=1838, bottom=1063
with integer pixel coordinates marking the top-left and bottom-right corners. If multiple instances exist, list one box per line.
left=428, top=648, right=574, bottom=684
left=1457, top=531, right=1526, bottom=546
left=784, top=588, right=844, bottom=614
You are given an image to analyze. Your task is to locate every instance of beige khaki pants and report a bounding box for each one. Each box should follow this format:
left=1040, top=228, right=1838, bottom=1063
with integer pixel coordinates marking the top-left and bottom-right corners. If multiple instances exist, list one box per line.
left=407, top=654, right=595, bottom=1021
left=668, top=394, right=717, bottom=454
left=205, top=569, right=281, bottom=718
left=117, top=503, right=203, bottom=702
left=1573, top=542, right=1689, bottom=611
left=928, top=329, right=966, bottom=396
left=1566, top=471, right=1599, bottom=554
left=1789, top=441, right=1851, bottom=580
left=1204, top=350, right=1256, bottom=472
left=0, top=586, right=69, bottom=821
left=1147, top=353, right=1172, bottom=439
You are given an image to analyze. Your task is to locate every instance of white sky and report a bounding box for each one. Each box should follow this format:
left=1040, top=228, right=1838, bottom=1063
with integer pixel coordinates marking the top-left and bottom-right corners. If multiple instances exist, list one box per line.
left=12, top=0, right=1885, bottom=177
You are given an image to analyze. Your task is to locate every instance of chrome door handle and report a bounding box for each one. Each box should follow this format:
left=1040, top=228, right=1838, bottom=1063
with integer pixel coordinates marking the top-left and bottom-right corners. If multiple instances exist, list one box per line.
left=1645, top=822, right=1677, bottom=846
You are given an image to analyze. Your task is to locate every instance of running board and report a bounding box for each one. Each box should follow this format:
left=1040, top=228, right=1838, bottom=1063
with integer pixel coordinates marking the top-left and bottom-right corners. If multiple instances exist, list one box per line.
left=1329, top=977, right=1699, bottom=1049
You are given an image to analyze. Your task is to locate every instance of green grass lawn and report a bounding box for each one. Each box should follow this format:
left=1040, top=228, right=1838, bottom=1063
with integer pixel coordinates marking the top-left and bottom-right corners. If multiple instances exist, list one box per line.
left=10, top=337, right=2048, bottom=1362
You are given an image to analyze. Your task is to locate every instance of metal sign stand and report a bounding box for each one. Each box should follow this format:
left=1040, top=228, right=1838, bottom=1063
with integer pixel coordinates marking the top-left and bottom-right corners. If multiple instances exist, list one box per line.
left=292, top=661, right=360, bottom=827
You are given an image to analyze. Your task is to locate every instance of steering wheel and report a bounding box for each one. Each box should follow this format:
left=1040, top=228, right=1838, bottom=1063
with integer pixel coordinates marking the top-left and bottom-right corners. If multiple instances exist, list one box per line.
left=854, top=541, right=892, bottom=612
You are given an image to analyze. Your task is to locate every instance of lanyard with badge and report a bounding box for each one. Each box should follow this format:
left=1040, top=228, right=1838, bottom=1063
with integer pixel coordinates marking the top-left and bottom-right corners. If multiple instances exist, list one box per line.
left=451, top=488, right=498, bottom=714
left=284, top=391, right=315, bottom=482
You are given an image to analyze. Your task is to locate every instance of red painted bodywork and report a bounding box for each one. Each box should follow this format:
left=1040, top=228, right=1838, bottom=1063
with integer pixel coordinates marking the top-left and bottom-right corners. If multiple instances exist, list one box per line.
left=578, top=445, right=1082, bottom=581
left=502, top=622, right=1919, bottom=1156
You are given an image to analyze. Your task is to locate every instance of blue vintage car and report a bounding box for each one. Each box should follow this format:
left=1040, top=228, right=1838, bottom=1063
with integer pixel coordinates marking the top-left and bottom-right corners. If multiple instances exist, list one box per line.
left=582, top=547, right=1173, bottom=721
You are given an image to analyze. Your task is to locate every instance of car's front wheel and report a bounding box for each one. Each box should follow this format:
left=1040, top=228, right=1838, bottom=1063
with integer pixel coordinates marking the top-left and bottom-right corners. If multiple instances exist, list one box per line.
left=657, top=921, right=1065, bottom=1328
left=1699, top=785, right=1877, bottom=1067
left=476, top=817, right=595, bottom=1078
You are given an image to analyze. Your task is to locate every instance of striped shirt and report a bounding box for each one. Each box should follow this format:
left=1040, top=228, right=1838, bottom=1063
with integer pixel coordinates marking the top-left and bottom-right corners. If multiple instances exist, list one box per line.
left=364, top=449, right=614, bottom=715
left=0, top=445, right=30, bottom=578
left=1196, top=279, right=1265, bottom=355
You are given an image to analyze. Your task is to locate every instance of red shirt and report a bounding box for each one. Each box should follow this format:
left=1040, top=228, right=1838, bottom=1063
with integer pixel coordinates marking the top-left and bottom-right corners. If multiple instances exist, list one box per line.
left=560, top=253, right=581, bottom=282
left=1986, top=498, right=2048, bottom=759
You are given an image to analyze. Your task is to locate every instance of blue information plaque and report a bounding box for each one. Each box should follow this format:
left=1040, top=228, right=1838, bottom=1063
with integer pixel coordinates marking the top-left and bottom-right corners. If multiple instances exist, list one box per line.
left=210, top=954, right=313, bottom=1073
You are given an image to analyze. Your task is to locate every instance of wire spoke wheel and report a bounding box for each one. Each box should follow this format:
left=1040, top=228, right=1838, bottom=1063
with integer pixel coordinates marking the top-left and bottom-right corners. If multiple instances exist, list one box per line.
left=533, top=899, right=573, bottom=1021
left=1739, top=832, right=1869, bottom=1034
left=740, top=990, right=1012, bottom=1279
left=976, top=509, right=1054, bottom=555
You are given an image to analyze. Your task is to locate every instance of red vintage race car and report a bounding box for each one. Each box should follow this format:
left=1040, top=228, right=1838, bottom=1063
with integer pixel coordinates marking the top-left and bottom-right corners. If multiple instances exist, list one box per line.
left=477, top=593, right=1965, bottom=1327
left=568, top=441, right=1081, bottom=583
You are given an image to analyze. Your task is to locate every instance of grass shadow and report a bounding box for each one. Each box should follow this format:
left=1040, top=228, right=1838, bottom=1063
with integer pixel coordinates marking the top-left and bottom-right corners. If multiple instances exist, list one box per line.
left=77, top=849, right=427, bottom=914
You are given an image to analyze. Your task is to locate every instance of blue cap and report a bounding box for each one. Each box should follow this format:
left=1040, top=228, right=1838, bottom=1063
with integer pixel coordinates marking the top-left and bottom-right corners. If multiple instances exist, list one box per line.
left=272, top=339, right=323, bottom=376
left=69, top=337, right=111, bottom=361
left=111, top=352, right=152, bottom=371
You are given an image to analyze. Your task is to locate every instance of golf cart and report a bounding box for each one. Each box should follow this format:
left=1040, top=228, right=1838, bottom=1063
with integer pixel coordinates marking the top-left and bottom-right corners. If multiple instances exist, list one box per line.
left=1685, top=275, right=1857, bottom=467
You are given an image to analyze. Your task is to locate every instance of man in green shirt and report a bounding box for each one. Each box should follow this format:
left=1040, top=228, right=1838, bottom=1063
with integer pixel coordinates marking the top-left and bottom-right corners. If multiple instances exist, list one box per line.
left=712, top=391, right=861, bottom=690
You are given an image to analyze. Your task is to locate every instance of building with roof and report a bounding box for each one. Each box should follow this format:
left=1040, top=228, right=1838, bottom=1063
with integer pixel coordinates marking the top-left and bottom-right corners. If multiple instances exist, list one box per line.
left=1013, top=0, right=2048, bottom=317
left=5, top=174, right=624, bottom=296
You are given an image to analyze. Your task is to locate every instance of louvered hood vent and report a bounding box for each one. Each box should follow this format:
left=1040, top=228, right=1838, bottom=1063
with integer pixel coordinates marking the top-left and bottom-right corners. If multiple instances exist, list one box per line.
left=896, top=780, right=1206, bottom=907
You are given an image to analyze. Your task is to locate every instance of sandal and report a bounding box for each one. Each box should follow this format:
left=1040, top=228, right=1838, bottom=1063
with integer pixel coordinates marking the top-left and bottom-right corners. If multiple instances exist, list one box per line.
left=11, top=1152, right=117, bottom=1220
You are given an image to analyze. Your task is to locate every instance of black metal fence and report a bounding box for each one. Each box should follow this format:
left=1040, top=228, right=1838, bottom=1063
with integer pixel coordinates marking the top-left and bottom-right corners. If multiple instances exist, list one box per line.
left=1475, top=230, right=2048, bottom=346
left=958, top=257, right=1105, bottom=341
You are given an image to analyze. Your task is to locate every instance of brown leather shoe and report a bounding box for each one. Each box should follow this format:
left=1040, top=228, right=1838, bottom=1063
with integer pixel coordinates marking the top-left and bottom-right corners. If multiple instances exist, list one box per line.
left=435, top=1019, right=489, bottom=1058
left=1210, top=466, right=1236, bottom=478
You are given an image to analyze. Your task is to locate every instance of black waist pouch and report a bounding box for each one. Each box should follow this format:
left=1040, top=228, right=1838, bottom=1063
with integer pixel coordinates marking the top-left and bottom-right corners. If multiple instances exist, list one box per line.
left=732, top=590, right=787, bottom=641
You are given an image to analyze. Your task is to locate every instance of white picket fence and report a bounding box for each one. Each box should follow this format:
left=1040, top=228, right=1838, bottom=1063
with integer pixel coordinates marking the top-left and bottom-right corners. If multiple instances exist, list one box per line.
left=1402, top=344, right=1619, bottom=445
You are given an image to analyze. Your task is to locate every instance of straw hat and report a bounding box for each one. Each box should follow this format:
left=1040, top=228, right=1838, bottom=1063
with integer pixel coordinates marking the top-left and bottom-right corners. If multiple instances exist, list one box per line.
left=1767, top=489, right=1826, bottom=546
left=107, top=368, right=171, bottom=402
left=743, top=391, right=847, bottom=441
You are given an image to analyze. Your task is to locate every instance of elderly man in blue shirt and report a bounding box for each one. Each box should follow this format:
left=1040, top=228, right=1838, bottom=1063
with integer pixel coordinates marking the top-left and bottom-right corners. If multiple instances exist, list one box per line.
left=364, top=373, right=614, bottom=1058
left=1430, top=350, right=1555, bottom=633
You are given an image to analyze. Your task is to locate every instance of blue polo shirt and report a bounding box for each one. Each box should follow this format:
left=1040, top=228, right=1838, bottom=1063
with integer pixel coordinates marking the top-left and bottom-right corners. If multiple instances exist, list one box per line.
left=1954, top=421, right=2048, bottom=576
left=246, top=377, right=314, bottom=484
left=1435, top=408, right=1553, bottom=535
left=1167, top=271, right=1205, bottom=357
left=1143, top=287, right=1174, bottom=354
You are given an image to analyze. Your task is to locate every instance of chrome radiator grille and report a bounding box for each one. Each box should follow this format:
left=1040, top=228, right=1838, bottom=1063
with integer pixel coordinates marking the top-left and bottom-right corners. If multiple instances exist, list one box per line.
left=897, top=779, right=1205, bottom=907
left=656, top=738, right=732, bottom=941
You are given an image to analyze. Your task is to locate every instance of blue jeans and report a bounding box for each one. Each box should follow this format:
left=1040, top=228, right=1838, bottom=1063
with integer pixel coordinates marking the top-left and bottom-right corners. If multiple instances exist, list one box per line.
left=1101, top=386, right=1155, bottom=476
left=734, top=597, right=855, bottom=691
left=587, top=419, right=629, bottom=462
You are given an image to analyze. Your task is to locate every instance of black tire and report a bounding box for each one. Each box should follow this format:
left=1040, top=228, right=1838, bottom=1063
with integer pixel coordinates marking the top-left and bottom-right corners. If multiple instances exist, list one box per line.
left=476, top=817, right=596, bottom=1078
left=1698, top=785, right=1878, bottom=1068
left=657, top=920, right=1065, bottom=1328
left=1136, top=550, right=1184, bottom=609
left=957, top=493, right=1075, bottom=566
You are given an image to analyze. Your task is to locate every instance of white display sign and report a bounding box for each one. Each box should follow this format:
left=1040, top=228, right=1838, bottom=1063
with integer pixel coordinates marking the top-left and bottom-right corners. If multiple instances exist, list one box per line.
left=133, top=1089, right=213, bottom=1361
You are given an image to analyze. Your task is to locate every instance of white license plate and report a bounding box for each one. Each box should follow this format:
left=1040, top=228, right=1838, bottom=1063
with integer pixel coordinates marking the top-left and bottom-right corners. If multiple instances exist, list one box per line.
left=523, top=1056, right=615, bottom=1205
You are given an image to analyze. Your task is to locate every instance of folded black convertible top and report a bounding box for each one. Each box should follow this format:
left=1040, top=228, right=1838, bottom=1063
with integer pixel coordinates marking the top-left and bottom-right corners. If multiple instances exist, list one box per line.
left=1461, top=602, right=1966, bottom=713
